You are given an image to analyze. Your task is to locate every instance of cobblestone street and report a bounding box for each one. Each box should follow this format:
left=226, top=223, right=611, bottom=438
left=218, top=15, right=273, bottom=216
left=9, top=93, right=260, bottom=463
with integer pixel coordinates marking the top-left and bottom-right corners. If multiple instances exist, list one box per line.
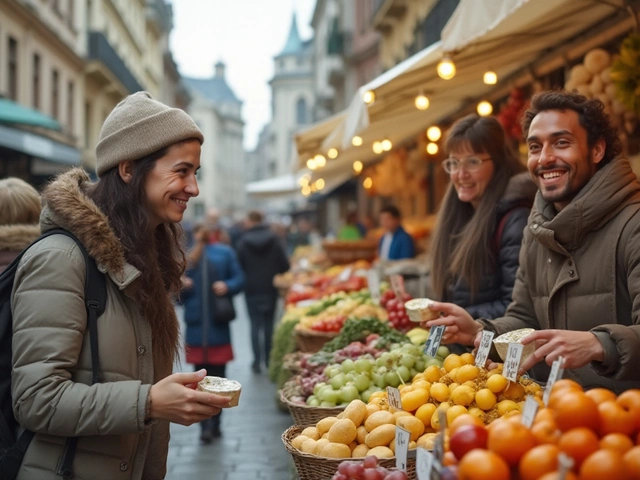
left=166, top=298, right=296, bottom=480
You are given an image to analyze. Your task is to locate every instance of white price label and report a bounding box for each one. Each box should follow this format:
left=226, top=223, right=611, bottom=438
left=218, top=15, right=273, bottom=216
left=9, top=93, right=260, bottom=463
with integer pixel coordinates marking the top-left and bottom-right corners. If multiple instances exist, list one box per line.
left=558, top=452, right=574, bottom=479
left=299, top=258, right=310, bottom=269
left=424, top=325, right=445, bottom=358
left=296, top=299, right=318, bottom=308
left=416, top=447, right=435, bottom=480
left=475, top=330, right=495, bottom=367
left=368, top=270, right=381, bottom=304
left=390, top=274, right=405, bottom=300
left=503, top=342, right=524, bottom=382
left=387, top=386, right=403, bottom=410
left=543, top=356, right=565, bottom=406
left=337, top=266, right=353, bottom=283
left=521, top=396, right=539, bottom=428
left=395, top=426, right=411, bottom=471
left=290, top=284, right=306, bottom=293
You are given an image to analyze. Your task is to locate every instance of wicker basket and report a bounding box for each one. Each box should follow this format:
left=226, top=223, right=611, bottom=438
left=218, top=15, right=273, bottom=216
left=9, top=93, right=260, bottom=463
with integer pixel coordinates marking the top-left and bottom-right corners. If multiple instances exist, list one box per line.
left=279, top=385, right=344, bottom=426
left=322, top=240, right=378, bottom=265
left=295, top=329, right=339, bottom=353
left=282, top=425, right=416, bottom=480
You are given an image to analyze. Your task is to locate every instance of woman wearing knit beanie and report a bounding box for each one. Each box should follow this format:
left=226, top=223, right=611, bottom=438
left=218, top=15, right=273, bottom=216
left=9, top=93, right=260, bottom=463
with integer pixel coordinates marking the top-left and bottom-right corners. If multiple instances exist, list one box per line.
left=0, top=177, right=42, bottom=273
left=9, top=92, right=231, bottom=480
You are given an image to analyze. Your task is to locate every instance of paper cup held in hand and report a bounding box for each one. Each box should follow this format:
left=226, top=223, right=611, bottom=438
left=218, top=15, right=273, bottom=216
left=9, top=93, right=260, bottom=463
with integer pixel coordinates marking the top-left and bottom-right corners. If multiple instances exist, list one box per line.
left=493, top=328, right=536, bottom=365
left=197, top=376, right=242, bottom=407
left=404, top=298, right=439, bottom=322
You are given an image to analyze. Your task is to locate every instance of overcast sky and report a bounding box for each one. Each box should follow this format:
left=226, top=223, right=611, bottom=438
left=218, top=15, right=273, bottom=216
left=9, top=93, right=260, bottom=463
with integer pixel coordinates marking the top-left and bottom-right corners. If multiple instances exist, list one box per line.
left=169, top=0, right=316, bottom=151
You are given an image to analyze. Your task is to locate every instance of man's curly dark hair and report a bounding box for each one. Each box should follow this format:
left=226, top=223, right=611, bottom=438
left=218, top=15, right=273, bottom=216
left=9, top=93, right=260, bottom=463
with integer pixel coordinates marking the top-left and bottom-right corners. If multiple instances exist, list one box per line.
left=521, top=90, right=622, bottom=168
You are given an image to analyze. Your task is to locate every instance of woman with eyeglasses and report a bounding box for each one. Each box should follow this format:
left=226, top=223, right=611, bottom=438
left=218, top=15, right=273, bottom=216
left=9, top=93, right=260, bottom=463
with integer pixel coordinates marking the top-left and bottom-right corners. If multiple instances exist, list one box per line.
left=429, top=114, right=537, bottom=320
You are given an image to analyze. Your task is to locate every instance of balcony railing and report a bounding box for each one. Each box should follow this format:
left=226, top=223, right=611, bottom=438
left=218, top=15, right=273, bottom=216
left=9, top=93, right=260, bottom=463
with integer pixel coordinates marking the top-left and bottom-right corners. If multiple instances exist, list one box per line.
left=88, top=31, right=142, bottom=93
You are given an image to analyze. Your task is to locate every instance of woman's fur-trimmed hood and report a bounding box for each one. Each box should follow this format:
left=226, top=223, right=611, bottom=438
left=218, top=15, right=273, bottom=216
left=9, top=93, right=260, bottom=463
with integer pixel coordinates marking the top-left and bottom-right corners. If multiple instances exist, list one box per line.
left=0, top=224, right=41, bottom=251
left=40, top=168, right=131, bottom=278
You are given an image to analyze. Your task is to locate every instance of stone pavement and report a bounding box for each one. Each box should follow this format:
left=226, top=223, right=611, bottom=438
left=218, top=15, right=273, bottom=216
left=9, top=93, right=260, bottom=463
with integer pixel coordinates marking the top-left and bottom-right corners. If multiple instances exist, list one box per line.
left=166, top=298, right=297, bottom=480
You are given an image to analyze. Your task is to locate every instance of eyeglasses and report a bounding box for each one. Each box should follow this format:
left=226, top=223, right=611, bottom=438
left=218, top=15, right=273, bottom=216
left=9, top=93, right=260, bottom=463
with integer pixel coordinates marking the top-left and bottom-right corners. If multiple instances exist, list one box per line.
left=441, top=156, right=492, bottom=174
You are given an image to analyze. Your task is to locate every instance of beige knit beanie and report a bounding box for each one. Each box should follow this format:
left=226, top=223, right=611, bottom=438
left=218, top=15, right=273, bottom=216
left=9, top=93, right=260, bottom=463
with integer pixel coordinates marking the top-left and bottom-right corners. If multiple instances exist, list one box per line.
left=95, top=91, right=204, bottom=176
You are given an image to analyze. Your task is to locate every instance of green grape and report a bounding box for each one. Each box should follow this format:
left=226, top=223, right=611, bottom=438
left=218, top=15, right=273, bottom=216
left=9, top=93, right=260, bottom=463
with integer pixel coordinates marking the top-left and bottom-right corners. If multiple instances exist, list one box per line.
left=355, top=358, right=373, bottom=373
left=380, top=352, right=392, bottom=364
left=320, top=401, right=336, bottom=408
left=426, top=358, right=443, bottom=368
left=385, top=371, right=401, bottom=388
left=437, top=345, right=451, bottom=359
left=321, top=389, right=339, bottom=404
left=373, top=374, right=386, bottom=389
left=307, top=396, right=320, bottom=407
left=415, top=359, right=425, bottom=372
left=375, top=357, right=386, bottom=368
left=399, top=354, right=416, bottom=369
left=341, top=358, right=355, bottom=373
left=360, top=389, right=373, bottom=403
left=313, top=382, right=327, bottom=396
left=354, top=374, right=370, bottom=392
left=345, top=372, right=356, bottom=383
left=330, top=373, right=346, bottom=390
left=397, top=365, right=411, bottom=382
left=340, top=385, right=360, bottom=403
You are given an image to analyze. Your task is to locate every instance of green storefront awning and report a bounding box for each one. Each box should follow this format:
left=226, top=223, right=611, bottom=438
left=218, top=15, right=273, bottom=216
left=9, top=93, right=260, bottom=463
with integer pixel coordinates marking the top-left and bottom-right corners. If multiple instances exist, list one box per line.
left=0, top=98, right=61, bottom=130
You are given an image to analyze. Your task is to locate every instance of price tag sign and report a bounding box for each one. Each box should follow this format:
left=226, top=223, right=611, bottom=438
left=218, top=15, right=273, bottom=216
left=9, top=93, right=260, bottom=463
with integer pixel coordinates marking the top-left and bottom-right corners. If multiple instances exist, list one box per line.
left=390, top=274, right=405, bottom=300
left=416, top=447, right=435, bottom=480
left=503, top=342, right=524, bottom=383
left=386, top=386, right=403, bottom=410
left=290, top=284, right=306, bottom=293
left=543, top=356, right=565, bottom=406
left=368, top=269, right=381, bottom=304
left=521, top=396, right=539, bottom=428
left=558, top=452, right=574, bottom=479
left=299, top=258, right=310, bottom=270
left=395, top=426, right=411, bottom=471
left=475, top=330, right=495, bottom=367
left=424, top=325, right=445, bottom=358
left=337, top=266, right=353, bottom=283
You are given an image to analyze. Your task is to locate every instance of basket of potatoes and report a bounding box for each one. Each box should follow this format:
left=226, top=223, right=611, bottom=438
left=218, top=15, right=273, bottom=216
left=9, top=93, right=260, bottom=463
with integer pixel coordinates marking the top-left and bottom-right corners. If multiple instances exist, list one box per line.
left=281, top=399, right=417, bottom=480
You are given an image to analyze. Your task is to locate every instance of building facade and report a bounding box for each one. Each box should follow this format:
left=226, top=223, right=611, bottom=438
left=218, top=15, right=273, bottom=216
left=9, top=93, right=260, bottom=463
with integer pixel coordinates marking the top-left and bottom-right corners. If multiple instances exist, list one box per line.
left=0, top=0, right=180, bottom=185
left=183, top=61, right=245, bottom=217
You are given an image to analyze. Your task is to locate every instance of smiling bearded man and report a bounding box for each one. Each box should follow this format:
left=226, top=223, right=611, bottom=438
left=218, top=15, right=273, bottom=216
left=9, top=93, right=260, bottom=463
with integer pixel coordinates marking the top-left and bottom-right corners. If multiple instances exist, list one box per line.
left=424, top=90, right=640, bottom=394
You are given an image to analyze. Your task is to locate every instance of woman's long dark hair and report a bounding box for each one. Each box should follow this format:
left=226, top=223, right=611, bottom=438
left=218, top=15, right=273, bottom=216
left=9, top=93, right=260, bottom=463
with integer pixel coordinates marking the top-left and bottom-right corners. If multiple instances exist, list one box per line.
left=431, top=115, right=526, bottom=300
left=88, top=147, right=186, bottom=372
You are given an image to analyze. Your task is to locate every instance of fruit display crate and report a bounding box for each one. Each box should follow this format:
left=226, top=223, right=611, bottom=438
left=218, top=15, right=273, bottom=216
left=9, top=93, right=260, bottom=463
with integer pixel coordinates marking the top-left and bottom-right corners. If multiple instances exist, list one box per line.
left=322, top=240, right=378, bottom=265
left=295, top=329, right=339, bottom=353
left=280, top=385, right=345, bottom=426
left=282, top=425, right=416, bottom=480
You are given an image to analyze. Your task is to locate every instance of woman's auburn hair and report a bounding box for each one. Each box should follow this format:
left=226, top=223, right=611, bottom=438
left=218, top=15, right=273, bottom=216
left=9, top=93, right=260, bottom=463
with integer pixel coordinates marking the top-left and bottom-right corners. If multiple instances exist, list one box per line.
left=430, top=114, right=526, bottom=301
left=88, top=146, right=186, bottom=372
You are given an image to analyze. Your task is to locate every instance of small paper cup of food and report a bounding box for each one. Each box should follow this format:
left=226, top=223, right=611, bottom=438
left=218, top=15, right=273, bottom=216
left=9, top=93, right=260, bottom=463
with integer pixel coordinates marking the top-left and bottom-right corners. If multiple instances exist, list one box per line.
left=493, top=328, right=536, bottom=365
left=404, top=298, right=440, bottom=322
left=197, top=376, right=242, bottom=407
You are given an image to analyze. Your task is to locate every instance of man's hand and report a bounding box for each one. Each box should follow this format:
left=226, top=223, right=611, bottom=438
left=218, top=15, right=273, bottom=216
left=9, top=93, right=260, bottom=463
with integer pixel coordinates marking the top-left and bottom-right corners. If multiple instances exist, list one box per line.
left=213, top=281, right=228, bottom=296
left=518, top=330, right=605, bottom=374
left=426, top=302, right=483, bottom=346
left=180, top=276, right=193, bottom=290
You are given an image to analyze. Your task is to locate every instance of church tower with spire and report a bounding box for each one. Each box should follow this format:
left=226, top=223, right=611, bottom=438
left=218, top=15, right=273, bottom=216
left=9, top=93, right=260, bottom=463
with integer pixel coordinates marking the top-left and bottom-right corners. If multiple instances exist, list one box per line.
left=268, top=12, right=314, bottom=177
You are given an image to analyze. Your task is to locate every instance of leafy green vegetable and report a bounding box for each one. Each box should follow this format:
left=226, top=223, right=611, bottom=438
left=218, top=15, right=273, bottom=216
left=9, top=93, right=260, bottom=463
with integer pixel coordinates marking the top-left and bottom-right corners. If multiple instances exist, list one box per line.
left=321, top=318, right=408, bottom=352
left=269, top=319, right=300, bottom=383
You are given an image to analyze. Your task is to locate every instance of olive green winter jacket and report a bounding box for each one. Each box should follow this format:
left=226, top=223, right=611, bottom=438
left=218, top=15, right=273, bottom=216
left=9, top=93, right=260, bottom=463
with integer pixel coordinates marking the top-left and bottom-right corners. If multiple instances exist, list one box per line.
left=11, top=169, right=173, bottom=479
left=484, top=157, right=640, bottom=393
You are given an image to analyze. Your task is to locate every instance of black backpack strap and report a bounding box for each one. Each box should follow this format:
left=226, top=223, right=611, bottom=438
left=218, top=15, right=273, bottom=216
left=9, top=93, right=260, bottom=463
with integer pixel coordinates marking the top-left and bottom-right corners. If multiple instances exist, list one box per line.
left=32, top=230, right=106, bottom=480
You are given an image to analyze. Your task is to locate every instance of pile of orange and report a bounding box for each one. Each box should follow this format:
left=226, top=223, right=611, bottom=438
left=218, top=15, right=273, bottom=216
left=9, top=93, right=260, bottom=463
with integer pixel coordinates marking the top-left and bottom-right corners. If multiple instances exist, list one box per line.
left=448, top=380, right=640, bottom=480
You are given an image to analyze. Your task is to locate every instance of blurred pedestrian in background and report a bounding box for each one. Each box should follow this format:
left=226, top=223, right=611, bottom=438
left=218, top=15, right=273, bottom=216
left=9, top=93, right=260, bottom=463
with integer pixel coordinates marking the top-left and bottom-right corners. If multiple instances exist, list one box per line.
left=181, top=223, right=245, bottom=443
left=378, top=205, right=415, bottom=260
left=9, top=91, right=230, bottom=479
left=0, top=178, right=41, bottom=273
left=337, top=211, right=363, bottom=241
left=430, top=114, right=535, bottom=319
left=236, top=211, right=290, bottom=373
left=205, top=207, right=231, bottom=245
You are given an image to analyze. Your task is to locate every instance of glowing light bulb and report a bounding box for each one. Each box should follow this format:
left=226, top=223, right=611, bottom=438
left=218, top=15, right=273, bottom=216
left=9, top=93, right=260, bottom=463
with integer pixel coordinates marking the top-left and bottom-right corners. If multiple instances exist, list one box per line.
left=352, top=136, right=363, bottom=147
left=363, top=177, right=373, bottom=189
left=306, top=158, right=316, bottom=170
left=298, top=175, right=310, bottom=186
left=372, top=141, right=384, bottom=154
left=353, top=161, right=363, bottom=173
left=327, top=148, right=338, bottom=159
left=314, top=154, right=326, bottom=168
left=477, top=100, right=493, bottom=116
left=483, top=70, right=497, bottom=85
left=415, top=94, right=430, bottom=110
left=426, top=126, right=442, bottom=142
left=363, top=90, right=375, bottom=104
left=381, top=139, right=392, bottom=151
left=426, top=142, right=439, bottom=155
left=301, top=185, right=311, bottom=196
left=315, top=178, right=325, bottom=190
left=437, top=55, right=456, bottom=80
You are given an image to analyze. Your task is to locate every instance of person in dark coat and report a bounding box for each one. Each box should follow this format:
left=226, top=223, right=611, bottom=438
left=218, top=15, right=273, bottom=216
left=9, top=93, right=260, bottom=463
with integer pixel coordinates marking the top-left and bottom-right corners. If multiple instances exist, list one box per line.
left=181, top=224, right=245, bottom=442
left=236, top=211, right=290, bottom=373
left=430, top=114, right=535, bottom=320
